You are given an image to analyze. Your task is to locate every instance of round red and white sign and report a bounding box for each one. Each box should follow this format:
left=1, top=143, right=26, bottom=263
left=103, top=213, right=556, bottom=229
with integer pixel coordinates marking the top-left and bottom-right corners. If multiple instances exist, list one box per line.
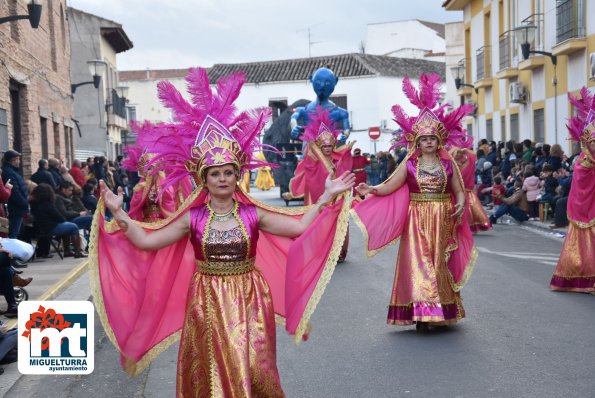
left=368, top=127, right=381, bottom=140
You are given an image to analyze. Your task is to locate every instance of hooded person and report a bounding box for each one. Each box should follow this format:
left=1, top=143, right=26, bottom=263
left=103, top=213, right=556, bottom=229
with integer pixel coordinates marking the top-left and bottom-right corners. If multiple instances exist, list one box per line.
left=352, top=73, right=477, bottom=332
left=90, top=67, right=355, bottom=396
left=550, top=87, right=595, bottom=293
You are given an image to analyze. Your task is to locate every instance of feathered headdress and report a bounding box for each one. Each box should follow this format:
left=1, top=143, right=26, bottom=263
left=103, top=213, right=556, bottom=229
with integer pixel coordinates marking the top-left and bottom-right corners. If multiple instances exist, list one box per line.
left=136, top=68, right=275, bottom=188
left=301, top=106, right=340, bottom=147
left=391, top=73, right=473, bottom=151
left=567, top=87, right=595, bottom=145
left=120, top=143, right=155, bottom=177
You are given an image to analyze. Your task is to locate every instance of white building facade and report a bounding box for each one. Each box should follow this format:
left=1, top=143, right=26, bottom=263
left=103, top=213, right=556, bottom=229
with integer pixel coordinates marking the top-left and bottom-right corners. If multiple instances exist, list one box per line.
left=121, top=53, right=446, bottom=154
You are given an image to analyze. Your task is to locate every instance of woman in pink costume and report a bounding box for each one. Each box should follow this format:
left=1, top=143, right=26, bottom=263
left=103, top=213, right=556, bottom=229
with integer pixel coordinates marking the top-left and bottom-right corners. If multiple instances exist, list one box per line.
left=90, top=68, right=355, bottom=397
left=550, top=88, right=595, bottom=293
left=352, top=73, right=477, bottom=332
left=451, top=140, right=492, bottom=232
left=284, top=107, right=353, bottom=262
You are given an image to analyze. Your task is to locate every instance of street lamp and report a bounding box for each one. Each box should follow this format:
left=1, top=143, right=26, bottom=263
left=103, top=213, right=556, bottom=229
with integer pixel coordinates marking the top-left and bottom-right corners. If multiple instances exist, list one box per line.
left=450, top=61, right=478, bottom=94
left=512, top=25, right=557, bottom=65
left=0, top=0, right=42, bottom=28
left=71, top=60, right=107, bottom=94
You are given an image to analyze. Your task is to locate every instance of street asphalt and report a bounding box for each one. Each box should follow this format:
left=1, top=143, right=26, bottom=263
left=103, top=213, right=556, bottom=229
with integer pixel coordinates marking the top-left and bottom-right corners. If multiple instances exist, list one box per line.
left=2, top=187, right=593, bottom=398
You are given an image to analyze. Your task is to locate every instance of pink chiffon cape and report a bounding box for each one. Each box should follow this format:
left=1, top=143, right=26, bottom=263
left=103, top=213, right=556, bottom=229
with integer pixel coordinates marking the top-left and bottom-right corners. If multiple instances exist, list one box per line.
left=88, top=185, right=351, bottom=376
left=288, top=143, right=353, bottom=205
left=350, top=149, right=477, bottom=291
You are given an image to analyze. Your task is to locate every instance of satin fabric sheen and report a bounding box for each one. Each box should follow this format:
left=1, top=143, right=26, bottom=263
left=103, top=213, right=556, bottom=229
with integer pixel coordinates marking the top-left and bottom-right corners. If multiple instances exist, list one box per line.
left=176, top=206, right=284, bottom=397
left=91, top=185, right=349, bottom=379
left=352, top=150, right=476, bottom=325
left=550, top=151, right=595, bottom=292
left=457, top=149, right=492, bottom=232
left=255, top=166, right=275, bottom=190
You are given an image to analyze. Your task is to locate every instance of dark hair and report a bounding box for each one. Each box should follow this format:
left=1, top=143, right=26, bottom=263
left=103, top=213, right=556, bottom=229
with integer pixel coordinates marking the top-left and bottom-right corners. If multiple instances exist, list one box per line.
left=542, top=144, right=551, bottom=156
left=82, top=183, right=95, bottom=194
left=513, top=143, right=524, bottom=154
left=38, top=159, right=48, bottom=168
left=476, top=149, right=485, bottom=158
left=30, top=183, right=56, bottom=204
left=59, top=180, right=73, bottom=190
left=523, top=139, right=532, bottom=148
left=494, top=176, right=502, bottom=184
left=86, top=157, right=94, bottom=164
left=87, top=178, right=98, bottom=186
left=523, top=170, right=533, bottom=178
left=533, top=147, right=543, bottom=157
left=542, top=164, right=553, bottom=172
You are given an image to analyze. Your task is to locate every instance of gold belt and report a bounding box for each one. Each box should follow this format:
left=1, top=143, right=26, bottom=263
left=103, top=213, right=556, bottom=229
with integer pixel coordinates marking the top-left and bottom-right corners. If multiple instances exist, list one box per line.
left=410, top=193, right=451, bottom=202
left=352, top=168, right=366, bottom=172
left=196, top=258, right=255, bottom=276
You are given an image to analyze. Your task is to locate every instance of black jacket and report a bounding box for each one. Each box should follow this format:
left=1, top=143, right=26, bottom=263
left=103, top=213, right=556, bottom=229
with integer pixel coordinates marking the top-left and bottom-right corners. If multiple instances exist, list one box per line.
left=48, top=167, right=64, bottom=187
left=31, top=168, right=57, bottom=189
left=1, top=162, right=28, bottom=217
left=30, top=200, right=65, bottom=236
left=55, top=192, right=86, bottom=220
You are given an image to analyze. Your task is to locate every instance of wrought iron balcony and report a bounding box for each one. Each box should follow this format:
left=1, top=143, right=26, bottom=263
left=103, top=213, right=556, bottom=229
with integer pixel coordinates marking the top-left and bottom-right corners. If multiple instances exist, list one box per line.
left=476, top=45, right=491, bottom=80
left=499, top=31, right=513, bottom=70
left=106, top=89, right=127, bottom=119
left=556, top=0, right=585, bottom=43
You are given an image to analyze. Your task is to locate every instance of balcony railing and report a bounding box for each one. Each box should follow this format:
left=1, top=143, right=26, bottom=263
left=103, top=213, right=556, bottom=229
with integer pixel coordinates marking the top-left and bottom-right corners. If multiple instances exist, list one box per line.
left=556, top=0, right=585, bottom=43
left=107, top=89, right=127, bottom=119
left=499, top=31, right=513, bottom=70
left=476, top=45, right=491, bottom=80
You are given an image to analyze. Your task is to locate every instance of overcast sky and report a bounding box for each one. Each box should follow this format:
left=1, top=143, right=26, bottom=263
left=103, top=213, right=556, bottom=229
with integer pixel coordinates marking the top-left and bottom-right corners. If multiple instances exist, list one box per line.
left=67, top=0, right=462, bottom=71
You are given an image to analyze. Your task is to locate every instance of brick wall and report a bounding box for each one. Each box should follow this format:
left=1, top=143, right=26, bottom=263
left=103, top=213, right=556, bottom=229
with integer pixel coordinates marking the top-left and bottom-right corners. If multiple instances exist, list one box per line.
left=0, top=0, right=74, bottom=177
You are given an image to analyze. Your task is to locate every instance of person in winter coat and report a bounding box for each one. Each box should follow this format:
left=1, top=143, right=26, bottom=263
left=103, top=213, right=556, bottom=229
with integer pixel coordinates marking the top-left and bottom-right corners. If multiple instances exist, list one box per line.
left=1, top=150, right=28, bottom=239
left=522, top=170, right=541, bottom=220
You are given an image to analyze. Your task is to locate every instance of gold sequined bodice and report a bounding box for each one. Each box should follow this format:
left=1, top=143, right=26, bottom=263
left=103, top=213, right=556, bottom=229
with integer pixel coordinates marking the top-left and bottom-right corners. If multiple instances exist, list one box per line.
left=204, top=225, right=249, bottom=262
left=417, top=166, right=447, bottom=194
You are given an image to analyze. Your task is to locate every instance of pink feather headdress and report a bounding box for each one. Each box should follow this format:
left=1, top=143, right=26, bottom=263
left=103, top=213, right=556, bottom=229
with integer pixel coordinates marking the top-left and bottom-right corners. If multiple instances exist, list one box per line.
left=391, top=73, right=474, bottom=151
left=301, top=106, right=340, bottom=147
left=567, top=87, right=595, bottom=145
left=136, top=67, right=275, bottom=188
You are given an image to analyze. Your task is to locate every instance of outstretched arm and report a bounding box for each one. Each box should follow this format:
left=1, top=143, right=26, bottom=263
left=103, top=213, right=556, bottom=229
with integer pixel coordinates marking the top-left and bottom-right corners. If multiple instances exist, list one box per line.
left=356, top=164, right=406, bottom=197
left=257, top=171, right=355, bottom=237
left=100, top=180, right=190, bottom=250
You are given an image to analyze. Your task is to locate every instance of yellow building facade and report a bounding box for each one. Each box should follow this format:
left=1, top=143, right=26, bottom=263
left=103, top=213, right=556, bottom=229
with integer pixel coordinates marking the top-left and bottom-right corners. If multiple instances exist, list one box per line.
left=444, top=0, right=595, bottom=153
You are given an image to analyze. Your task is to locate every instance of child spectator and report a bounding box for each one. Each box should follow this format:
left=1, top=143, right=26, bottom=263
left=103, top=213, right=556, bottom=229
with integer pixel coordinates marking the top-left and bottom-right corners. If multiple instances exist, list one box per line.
left=522, top=169, right=540, bottom=220
left=491, top=176, right=505, bottom=208
left=539, top=164, right=558, bottom=204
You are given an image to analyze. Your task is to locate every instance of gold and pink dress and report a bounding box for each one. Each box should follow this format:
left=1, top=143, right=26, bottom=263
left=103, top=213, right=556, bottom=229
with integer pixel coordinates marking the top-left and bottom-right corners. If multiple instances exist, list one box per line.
left=352, top=151, right=476, bottom=327
left=550, top=151, right=595, bottom=293
left=177, top=204, right=284, bottom=397
left=387, top=158, right=464, bottom=324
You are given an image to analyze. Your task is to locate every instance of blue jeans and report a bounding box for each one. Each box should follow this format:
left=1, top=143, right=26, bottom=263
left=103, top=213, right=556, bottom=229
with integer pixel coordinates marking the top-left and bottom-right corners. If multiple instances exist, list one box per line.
left=69, top=216, right=92, bottom=231
left=7, top=215, right=23, bottom=239
left=49, top=222, right=79, bottom=236
left=492, top=203, right=529, bottom=222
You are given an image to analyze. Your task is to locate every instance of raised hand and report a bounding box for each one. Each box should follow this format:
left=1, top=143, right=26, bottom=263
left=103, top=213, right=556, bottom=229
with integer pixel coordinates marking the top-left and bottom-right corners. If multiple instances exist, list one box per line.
left=99, top=179, right=123, bottom=214
left=325, top=171, right=356, bottom=197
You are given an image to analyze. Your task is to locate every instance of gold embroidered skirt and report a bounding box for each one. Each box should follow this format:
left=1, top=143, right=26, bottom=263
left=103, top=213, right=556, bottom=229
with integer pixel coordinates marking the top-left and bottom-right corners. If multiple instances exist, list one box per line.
left=387, top=197, right=465, bottom=325
left=550, top=223, right=595, bottom=293
left=177, top=266, right=285, bottom=397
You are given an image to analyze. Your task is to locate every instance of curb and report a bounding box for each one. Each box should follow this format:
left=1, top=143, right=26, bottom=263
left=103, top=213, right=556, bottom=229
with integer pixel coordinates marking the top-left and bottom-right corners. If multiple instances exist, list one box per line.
left=4, top=260, right=89, bottom=330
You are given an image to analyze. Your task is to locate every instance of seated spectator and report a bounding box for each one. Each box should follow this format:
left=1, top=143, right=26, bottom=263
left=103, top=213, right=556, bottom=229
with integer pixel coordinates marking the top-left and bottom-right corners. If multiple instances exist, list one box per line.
left=489, top=178, right=530, bottom=224
left=47, top=158, right=64, bottom=187
left=522, top=170, right=541, bottom=220
left=69, top=159, right=86, bottom=188
left=539, top=164, right=558, bottom=204
left=488, top=176, right=505, bottom=209
left=29, top=183, right=87, bottom=258
left=55, top=181, right=93, bottom=233
left=30, top=159, right=57, bottom=189
left=548, top=144, right=564, bottom=171
left=81, top=183, right=98, bottom=214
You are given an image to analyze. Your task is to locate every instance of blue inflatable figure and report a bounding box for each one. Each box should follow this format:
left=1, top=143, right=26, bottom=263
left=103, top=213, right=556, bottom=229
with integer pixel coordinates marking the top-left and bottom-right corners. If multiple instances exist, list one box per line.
left=290, top=67, right=351, bottom=145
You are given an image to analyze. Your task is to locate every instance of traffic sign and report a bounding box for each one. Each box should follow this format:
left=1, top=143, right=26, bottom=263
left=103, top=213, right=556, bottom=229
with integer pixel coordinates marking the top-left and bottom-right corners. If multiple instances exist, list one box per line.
left=368, top=127, right=381, bottom=140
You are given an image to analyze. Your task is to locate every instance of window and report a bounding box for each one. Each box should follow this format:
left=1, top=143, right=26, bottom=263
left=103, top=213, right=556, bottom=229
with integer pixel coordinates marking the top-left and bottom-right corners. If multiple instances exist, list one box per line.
left=533, top=108, right=545, bottom=144
left=64, top=125, right=71, bottom=165
left=127, top=106, right=137, bottom=122
left=510, top=113, right=519, bottom=143
left=467, top=123, right=473, bottom=138
left=500, top=115, right=506, bottom=141
left=0, top=109, right=8, bottom=152
left=486, top=119, right=493, bottom=141
left=41, top=117, right=48, bottom=159
left=329, top=95, right=347, bottom=110
left=53, top=122, right=61, bottom=158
